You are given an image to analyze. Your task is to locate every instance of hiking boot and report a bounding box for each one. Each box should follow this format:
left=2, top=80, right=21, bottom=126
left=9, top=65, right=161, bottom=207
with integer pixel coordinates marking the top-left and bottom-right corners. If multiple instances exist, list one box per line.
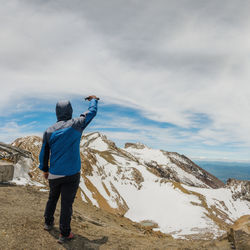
left=57, top=232, right=74, bottom=244
left=44, top=223, right=54, bottom=231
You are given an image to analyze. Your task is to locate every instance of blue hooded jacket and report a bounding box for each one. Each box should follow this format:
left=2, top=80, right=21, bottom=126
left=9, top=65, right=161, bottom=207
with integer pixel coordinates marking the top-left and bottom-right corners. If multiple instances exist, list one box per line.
left=39, top=99, right=98, bottom=176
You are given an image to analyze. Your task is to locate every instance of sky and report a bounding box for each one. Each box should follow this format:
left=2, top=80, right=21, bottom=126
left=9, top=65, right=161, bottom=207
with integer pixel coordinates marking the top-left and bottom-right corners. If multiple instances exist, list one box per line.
left=1, top=0, right=250, bottom=161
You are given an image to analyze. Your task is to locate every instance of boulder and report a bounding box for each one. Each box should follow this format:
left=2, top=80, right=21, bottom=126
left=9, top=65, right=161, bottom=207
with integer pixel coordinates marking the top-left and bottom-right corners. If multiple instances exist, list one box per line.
left=0, top=161, right=14, bottom=182
left=228, top=215, right=250, bottom=250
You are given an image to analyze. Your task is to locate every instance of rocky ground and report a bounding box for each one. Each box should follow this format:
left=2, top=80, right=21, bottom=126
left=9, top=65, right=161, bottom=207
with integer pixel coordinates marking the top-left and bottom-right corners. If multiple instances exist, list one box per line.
left=0, top=184, right=237, bottom=250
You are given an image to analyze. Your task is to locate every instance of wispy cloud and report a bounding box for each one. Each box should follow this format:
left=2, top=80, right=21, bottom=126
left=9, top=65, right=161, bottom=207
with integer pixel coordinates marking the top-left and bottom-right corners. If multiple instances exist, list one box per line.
left=0, top=121, right=41, bottom=143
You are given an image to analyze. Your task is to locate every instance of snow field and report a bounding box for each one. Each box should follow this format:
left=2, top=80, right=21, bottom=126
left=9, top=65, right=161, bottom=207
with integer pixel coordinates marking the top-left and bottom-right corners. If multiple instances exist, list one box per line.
left=81, top=148, right=223, bottom=238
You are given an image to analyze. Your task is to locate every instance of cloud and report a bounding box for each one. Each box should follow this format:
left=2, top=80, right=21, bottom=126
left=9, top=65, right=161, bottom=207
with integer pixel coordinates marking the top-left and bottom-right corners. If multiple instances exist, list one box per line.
left=1, top=0, right=250, bottom=158
left=90, top=113, right=249, bottom=160
left=0, top=121, right=41, bottom=143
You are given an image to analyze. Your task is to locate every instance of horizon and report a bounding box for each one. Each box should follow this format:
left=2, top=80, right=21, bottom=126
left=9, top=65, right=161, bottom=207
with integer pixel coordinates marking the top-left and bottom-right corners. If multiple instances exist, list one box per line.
left=1, top=0, right=250, bottom=162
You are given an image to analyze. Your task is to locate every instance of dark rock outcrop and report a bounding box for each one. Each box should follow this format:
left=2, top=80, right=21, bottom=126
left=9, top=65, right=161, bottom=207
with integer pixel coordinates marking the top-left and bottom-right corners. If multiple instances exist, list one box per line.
left=144, top=160, right=180, bottom=183
left=226, top=179, right=250, bottom=202
left=124, top=142, right=146, bottom=150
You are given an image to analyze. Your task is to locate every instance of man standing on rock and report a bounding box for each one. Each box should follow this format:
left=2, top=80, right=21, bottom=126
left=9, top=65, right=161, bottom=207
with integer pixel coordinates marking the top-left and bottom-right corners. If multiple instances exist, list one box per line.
left=38, top=95, right=98, bottom=243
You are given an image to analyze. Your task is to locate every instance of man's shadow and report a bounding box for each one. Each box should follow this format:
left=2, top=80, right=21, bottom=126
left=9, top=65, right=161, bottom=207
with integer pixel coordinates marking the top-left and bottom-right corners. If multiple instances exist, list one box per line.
left=49, top=228, right=108, bottom=250
left=0, top=182, right=15, bottom=187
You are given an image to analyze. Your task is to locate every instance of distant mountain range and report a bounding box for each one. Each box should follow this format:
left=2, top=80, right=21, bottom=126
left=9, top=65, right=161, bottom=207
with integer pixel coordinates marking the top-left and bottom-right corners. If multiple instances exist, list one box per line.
left=192, top=157, right=250, bottom=163
left=6, top=132, right=250, bottom=239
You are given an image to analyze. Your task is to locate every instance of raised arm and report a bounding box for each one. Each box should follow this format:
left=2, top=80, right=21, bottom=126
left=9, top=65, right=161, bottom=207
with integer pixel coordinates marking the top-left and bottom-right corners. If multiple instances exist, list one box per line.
left=72, top=96, right=98, bottom=132
left=81, top=98, right=98, bottom=128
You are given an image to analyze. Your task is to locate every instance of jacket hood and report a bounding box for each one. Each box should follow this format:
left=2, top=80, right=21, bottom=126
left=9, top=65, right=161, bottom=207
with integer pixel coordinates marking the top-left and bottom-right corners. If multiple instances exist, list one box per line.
left=56, top=100, right=73, bottom=121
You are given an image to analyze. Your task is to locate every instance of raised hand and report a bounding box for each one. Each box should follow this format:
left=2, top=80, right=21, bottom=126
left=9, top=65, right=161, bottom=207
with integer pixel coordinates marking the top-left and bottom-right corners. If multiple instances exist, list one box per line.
left=85, top=95, right=100, bottom=101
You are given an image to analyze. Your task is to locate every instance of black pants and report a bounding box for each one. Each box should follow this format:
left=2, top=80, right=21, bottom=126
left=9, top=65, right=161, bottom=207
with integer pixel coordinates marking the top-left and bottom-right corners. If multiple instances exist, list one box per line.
left=44, top=172, right=80, bottom=237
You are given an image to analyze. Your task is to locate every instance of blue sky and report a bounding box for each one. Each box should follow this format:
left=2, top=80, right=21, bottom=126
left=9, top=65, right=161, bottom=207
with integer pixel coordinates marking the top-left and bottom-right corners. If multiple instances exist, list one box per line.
left=1, top=0, right=250, bottom=161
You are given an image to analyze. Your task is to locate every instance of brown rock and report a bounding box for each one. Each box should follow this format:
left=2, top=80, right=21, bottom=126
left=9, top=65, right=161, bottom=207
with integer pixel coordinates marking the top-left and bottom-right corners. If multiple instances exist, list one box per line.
left=228, top=215, right=250, bottom=250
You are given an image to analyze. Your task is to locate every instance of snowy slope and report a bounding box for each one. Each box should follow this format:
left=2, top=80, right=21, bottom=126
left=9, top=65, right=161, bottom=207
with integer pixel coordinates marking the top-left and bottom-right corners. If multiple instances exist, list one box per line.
left=85, top=161, right=222, bottom=238
left=78, top=133, right=249, bottom=239
left=184, top=185, right=250, bottom=223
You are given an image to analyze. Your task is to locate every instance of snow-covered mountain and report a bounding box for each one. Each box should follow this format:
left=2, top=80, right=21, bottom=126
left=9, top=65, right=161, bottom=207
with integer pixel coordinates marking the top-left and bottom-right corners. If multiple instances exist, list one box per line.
left=9, top=132, right=250, bottom=239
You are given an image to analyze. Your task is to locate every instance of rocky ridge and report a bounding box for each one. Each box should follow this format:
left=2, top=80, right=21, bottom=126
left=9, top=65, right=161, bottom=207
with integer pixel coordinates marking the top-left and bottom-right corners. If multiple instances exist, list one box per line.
left=124, top=142, right=224, bottom=188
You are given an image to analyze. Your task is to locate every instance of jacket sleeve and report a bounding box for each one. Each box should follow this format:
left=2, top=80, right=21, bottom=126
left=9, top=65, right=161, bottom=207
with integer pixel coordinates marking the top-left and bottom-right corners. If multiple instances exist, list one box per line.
left=75, top=99, right=98, bottom=131
left=39, top=132, right=50, bottom=172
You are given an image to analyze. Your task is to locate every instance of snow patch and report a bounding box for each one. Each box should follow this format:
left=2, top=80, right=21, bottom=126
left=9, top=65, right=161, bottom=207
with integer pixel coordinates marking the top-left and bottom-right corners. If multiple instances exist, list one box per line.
left=39, top=188, right=49, bottom=192
left=10, top=157, right=45, bottom=187
left=34, top=141, right=42, bottom=147
left=87, top=137, right=109, bottom=151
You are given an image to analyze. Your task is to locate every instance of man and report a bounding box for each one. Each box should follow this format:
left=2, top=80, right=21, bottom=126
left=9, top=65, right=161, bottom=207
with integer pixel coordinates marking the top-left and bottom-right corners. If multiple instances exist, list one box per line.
left=38, top=95, right=98, bottom=243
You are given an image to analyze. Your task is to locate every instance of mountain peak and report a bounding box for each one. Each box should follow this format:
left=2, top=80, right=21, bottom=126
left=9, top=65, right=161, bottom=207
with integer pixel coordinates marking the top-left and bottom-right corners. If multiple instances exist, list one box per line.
left=81, top=132, right=117, bottom=151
